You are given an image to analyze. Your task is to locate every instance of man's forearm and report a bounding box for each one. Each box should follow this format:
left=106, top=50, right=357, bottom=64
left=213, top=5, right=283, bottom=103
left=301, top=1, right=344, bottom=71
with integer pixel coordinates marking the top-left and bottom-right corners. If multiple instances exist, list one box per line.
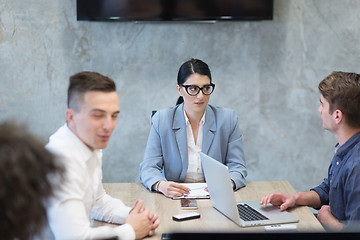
left=294, top=190, right=322, bottom=208
left=317, top=205, right=344, bottom=231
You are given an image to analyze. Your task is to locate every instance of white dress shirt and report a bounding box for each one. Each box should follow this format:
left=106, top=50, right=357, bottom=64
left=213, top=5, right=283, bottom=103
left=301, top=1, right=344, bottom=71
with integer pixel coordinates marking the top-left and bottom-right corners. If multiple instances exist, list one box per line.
left=184, top=111, right=206, bottom=183
left=46, top=124, right=135, bottom=240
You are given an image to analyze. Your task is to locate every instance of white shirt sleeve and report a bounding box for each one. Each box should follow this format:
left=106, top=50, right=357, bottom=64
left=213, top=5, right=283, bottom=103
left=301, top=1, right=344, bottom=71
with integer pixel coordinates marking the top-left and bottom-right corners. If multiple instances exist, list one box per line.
left=48, top=199, right=135, bottom=240
left=47, top=154, right=135, bottom=240
left=91, top=182, right=132, bottom=224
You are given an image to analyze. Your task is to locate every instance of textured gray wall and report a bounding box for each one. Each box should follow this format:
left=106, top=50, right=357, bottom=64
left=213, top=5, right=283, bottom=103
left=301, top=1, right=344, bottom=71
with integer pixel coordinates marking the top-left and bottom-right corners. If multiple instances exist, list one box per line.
left=1, top=0, right=359, bottom=192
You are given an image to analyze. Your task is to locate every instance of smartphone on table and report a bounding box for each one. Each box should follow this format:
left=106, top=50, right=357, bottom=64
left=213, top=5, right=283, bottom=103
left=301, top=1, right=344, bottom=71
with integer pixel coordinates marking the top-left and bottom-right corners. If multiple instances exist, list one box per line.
left=180, top=198, right=198, bottom=210
left=172, top=212, right=201, bottom=221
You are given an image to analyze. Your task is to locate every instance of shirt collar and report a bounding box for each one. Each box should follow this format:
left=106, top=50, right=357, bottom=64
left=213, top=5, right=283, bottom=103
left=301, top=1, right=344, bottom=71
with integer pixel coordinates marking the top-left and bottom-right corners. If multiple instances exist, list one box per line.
left=64, top=124, right=102, bottom=162
left=335, top=131, right=360, bottom=157
left=184, top=110, right=206, bottom=126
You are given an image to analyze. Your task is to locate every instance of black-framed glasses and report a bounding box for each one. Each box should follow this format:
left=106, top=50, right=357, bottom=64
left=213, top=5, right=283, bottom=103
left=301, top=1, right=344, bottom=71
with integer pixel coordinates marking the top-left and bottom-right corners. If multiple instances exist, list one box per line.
left=181, top=83, right=215, bottom=96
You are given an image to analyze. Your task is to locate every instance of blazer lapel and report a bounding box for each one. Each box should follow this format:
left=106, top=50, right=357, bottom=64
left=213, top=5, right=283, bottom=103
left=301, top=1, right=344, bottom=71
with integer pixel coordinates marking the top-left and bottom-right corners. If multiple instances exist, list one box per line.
left=173, top=104, right=188, bottom=181
left=202, top=105, right=216, bottom=154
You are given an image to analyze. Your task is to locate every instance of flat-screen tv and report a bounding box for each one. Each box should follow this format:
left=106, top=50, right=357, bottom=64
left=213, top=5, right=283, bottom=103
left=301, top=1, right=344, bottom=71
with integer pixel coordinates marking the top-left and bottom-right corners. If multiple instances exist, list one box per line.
left=77, top=0, right=273, bottom=22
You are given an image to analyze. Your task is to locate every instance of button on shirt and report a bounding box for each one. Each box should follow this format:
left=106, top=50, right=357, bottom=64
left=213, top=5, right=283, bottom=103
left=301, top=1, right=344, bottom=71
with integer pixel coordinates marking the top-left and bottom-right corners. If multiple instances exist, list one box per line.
left=46, top=124, right=135, bottom=240
left=184, top=111, right=206, bottom=183
left=312, top=131, right=360, bottom=227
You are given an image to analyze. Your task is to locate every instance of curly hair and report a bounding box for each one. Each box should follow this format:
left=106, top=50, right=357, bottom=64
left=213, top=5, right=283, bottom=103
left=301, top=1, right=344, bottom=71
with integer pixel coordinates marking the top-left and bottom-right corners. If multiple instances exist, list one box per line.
left=0, top=122, right=64, bottom=240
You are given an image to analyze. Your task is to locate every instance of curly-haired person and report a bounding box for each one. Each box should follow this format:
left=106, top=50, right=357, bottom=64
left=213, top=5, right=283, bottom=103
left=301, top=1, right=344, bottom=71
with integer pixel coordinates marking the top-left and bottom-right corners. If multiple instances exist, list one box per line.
left=0, top=122, right=63, bottom=240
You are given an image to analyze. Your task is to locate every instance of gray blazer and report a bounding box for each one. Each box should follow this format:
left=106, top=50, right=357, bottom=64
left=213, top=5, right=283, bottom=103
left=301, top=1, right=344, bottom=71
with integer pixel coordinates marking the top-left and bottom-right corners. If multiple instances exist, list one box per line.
left=140, top=103, right=247, bottom=191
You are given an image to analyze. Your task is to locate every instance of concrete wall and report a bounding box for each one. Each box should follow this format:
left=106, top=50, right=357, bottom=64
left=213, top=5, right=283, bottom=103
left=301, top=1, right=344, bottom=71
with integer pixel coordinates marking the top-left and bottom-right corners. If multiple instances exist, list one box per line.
left=1, top=0, right=359, bottom=192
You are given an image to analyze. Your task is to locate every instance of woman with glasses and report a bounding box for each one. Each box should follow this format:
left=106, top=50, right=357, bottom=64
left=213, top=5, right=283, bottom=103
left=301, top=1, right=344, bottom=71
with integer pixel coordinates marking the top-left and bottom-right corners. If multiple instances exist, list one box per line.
left=140, top=58, right=247, bottom=198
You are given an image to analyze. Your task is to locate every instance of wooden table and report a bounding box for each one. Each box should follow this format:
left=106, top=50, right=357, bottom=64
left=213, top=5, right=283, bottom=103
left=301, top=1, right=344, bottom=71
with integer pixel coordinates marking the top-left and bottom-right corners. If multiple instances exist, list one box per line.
left=93, top=181, right=324, bottom=239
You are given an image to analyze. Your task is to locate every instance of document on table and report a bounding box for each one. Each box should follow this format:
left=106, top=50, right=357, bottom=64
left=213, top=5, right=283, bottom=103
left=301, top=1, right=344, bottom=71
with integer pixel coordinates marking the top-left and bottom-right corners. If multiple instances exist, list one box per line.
left=172, top=183, right=209, bottom=199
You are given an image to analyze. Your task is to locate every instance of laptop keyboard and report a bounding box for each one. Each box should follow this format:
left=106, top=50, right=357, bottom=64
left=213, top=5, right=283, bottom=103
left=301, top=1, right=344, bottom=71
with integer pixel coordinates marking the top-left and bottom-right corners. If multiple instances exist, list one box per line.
left=237, top=203, right=269, bottom=221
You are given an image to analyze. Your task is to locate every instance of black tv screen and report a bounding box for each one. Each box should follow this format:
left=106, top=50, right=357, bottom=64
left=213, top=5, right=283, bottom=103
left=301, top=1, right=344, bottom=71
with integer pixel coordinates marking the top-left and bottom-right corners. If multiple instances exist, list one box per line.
left=77, top=0, right=273, bottom=22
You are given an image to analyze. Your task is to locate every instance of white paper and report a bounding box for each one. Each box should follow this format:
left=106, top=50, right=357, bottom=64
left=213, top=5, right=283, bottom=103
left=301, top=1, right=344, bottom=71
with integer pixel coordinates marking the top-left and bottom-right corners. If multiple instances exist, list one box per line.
left=172, top=183, right=209, bottom=199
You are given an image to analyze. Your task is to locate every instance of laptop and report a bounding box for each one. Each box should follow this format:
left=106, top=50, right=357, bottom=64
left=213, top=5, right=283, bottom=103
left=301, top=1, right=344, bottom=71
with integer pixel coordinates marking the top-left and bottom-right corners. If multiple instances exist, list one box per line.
left=200, top=152, right=299, bottom=227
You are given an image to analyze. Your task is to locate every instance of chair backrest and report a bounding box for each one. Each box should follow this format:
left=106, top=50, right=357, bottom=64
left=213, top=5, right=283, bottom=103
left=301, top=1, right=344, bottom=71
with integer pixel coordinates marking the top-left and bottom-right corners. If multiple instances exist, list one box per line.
left=151, top=110, right=157, bottom=118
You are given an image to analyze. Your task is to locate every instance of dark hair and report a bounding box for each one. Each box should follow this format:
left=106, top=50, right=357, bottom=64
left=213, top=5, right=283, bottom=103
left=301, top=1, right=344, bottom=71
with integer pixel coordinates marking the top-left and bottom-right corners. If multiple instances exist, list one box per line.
left=176, top=59, right=212, bottom=105
left=0, top=122, right=64, bottom=240
left=68, top=71, right=116, bottom=111
left=318, top=71, right=360, bottom=128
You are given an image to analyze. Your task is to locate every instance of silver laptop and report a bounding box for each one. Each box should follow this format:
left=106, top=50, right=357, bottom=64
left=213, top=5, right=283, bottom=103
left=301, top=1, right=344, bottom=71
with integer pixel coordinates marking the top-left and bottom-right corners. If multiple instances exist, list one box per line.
left=200, top=152, right=299, bottom=227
